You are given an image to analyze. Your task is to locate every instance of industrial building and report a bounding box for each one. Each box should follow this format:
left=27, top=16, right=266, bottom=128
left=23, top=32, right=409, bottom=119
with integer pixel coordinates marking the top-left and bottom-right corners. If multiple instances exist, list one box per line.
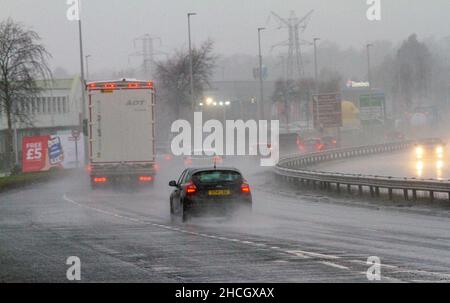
left=0, top=77, right=82, bottom=171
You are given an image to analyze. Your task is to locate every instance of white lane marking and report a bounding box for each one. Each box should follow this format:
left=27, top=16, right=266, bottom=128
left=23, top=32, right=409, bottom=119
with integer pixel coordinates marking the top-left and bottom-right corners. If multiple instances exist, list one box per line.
left=287, top=250, right=340, bottom=260
left=320, top=261, right=350, bottom=271
left=62, top=194, right=268, bottom=251
left=285, top=250, right=310, bottom=259
left=62, top=194, right=450, bottom=281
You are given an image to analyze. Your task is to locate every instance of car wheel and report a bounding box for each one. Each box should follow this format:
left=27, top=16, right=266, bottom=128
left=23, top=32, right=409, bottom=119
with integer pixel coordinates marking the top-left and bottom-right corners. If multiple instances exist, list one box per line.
left=181, top=202, right=189, bottom=223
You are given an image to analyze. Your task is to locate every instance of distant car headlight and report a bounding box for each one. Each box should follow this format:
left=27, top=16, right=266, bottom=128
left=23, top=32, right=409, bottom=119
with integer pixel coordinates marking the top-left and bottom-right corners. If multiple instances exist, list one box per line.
left=415, top=146, right=424, bottom=158
left=437, top=160, right=444, bottom=170
left=436, top=146, right=444, bottom=158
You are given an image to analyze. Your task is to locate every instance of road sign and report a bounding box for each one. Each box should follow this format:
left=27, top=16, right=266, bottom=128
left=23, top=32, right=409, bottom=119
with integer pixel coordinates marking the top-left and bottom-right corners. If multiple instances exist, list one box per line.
left=71, top=129, right=81, bottom=139
left=312, top=93, right=342, bottom=129
left=70, top=129, right=81, bottom=168
left=359, top=93, right=385, bottom=125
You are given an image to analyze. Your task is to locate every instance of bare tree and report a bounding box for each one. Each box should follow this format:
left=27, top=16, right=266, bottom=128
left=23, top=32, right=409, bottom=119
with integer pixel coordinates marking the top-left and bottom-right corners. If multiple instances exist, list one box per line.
left=0, top=18, right=52, bottom=172
left=155, top=39, right=218, bottom=119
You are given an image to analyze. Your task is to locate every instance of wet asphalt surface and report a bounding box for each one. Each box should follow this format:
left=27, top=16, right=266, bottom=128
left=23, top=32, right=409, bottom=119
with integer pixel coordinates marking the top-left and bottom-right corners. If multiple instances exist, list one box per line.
left=1, top=156, right=450, bottom=283
left=313, top=149, right=450, bottom=180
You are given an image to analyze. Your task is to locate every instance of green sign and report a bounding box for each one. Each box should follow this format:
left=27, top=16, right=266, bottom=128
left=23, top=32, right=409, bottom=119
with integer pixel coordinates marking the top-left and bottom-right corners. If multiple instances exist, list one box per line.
left=359, top=93, right=385, bottom=125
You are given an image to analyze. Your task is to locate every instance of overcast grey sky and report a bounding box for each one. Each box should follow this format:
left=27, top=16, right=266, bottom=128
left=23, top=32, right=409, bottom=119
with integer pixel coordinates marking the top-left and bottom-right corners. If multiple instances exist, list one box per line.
left=1, top=0, right=449, bottom=74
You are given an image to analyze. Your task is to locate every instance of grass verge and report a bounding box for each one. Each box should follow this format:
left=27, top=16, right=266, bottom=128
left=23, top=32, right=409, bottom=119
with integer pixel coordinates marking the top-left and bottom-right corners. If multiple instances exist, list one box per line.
left=0, top=170, right=69, bottom=192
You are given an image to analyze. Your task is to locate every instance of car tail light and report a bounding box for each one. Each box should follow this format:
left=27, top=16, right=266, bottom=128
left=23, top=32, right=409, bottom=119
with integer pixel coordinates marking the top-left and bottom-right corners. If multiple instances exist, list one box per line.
left=213, top=156, right=222, bottom=163
left=94, top=177, right=107, bottom=183
left=241, top=182, right=251, bottom=193
left=184, top=158, right=192, bottom=165
left=86, top=164, right=92, bottom=173
left=164, top=154, right=172, bottom=161
left=185, top=181, right=197, bottom=194
left=139, top=176, right=153, bottom=182
left=154, top=164, right=160, bottom=172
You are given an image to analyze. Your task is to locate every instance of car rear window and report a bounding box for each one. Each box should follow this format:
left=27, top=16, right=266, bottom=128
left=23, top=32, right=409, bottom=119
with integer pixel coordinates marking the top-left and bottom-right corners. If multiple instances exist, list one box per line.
left=306, top=139, right=320, bottom=144
left=193, top=170, right=242, bottom=183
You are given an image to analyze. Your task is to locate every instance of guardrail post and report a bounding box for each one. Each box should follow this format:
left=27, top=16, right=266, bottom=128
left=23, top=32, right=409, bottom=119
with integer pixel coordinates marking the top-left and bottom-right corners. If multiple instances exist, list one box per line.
left=336, top=183, right=340, bottom=193
left=403, top=189, right=408, bottom=201
left=388, top=188, right=393, bottom=200
left=430, top=191, right=434, bottom=202
left=375, top=187, right=380, bottom=197
left=347, top=184, right=351, bottom=193
left=412, top=190, right=417, bottom=201
left=370, top=186, right=374, bottom=197
left=358, top=185, right=363, bottom=196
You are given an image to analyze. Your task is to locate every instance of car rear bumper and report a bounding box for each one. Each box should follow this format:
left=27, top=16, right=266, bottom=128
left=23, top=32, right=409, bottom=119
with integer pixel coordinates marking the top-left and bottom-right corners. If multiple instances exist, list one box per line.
left=184, top=197, right=252, bottom=214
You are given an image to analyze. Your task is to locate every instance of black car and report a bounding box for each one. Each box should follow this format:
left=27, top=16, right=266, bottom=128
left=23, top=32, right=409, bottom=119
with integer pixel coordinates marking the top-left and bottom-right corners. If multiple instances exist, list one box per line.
left=321, top=136, right=338, bottom=150
left=169, top=167, right=252, bottom=222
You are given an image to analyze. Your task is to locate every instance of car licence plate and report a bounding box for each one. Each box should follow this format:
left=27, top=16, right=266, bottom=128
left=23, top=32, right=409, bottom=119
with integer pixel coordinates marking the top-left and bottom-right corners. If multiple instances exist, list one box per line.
left=208, top=189, right=231, bottom=196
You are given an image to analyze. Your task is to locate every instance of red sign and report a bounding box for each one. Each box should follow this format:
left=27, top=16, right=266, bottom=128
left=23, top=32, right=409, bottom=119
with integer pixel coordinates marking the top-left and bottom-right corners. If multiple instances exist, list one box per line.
left=22, top=136, right=50, bottom=173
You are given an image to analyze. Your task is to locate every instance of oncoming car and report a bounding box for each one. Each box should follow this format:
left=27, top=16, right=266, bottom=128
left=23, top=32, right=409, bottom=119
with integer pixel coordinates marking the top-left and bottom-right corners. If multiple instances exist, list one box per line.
left=414, top=138, right=446, bottom=160
left=169, top=168, right=252, bottom=222
left=184, top=149, right=223, bottom=167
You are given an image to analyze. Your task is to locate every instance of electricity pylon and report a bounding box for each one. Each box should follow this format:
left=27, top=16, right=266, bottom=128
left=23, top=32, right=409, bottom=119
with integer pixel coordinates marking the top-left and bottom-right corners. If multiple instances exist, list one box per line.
left=269, top=10, right=314, bottom=80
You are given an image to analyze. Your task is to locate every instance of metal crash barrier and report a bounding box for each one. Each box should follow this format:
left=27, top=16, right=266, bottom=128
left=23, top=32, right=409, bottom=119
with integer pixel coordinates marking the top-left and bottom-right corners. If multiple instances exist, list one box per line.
left=275, top=141, right=450, bottom=201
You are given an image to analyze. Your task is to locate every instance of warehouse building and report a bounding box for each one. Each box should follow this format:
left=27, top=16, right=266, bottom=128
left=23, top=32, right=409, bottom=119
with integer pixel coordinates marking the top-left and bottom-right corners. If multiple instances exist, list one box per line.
left=0, top=77, right=82, bottom=171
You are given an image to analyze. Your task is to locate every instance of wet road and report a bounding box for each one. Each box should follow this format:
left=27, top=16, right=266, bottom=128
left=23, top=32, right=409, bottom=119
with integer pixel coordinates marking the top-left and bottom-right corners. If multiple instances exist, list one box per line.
left=1, top=157, right=450, bottom=282
left=314, top=149, right=450, bottom=180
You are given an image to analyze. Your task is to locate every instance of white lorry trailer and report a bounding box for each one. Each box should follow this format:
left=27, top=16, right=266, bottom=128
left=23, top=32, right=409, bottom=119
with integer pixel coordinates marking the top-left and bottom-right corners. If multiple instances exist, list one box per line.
left=86, top=79, right=156, bottom=188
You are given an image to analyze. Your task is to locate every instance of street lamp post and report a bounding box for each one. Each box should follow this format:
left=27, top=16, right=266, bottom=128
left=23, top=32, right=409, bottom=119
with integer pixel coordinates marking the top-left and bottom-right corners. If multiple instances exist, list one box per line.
left=85, top=55, right=91, bottom=81
left=188, top=13, right=197, bottom=111
left=258, top=27, right=266, bottom=121
left=221, top=101, right=231, bottom=123
left=76, top=1, right=88, bottom=165
left=367, top=43, right=386, bottom=124
left=312, top=37, right=320, bottom=128
left=366, top=43, right=373, bottom=93
left=313, top=38, right=320, bottom=95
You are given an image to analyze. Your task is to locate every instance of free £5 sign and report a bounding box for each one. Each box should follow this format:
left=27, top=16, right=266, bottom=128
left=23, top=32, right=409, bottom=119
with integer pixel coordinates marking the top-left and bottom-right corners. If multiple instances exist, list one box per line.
left=22, top=136, right=49, bottom=173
